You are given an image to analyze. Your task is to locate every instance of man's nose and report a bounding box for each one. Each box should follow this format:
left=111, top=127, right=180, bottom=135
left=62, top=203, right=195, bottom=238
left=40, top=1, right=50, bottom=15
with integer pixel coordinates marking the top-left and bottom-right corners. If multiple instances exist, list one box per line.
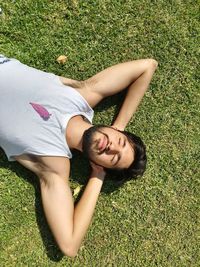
left=106, top=142, right=120, bottom=154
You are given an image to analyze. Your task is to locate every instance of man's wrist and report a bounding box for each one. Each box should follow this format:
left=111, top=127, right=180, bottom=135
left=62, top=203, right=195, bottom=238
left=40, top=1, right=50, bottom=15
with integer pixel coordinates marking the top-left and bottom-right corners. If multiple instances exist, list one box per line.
left=111, top=123, right=125, bottom=131
left=90, top=171, right=106, bottom=181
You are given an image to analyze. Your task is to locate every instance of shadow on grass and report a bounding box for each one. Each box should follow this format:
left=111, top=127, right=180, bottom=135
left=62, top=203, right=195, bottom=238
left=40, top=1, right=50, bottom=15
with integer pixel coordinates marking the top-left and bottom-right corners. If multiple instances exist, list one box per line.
left=0, top=145, right=126, bottom=262
left=93, top=91, right=126, bottom=125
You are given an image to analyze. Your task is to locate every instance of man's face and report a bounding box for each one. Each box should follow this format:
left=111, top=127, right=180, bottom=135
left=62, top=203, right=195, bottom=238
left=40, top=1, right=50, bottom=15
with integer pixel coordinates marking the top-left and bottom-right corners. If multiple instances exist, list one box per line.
left=82, top=126, right=135, bottom=169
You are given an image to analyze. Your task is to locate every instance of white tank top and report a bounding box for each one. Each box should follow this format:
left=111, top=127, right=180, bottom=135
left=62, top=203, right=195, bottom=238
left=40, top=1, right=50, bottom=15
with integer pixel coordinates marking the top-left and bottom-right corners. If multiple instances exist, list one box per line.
left=0, top=56, right=94, bottom=161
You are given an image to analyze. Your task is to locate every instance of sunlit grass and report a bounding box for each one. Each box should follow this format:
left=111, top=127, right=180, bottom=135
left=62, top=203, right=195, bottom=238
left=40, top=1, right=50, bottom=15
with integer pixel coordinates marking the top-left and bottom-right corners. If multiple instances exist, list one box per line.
left=0, top=0, right=199, bottom=266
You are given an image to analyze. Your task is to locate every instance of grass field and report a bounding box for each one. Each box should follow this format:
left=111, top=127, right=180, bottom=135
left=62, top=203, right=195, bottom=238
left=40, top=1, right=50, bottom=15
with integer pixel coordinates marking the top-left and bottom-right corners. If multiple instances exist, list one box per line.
left=0, top=0, right=199, bottom=266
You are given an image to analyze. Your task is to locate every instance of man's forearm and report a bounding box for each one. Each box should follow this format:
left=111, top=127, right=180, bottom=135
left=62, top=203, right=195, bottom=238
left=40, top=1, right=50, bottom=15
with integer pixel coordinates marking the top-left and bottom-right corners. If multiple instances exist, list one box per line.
left=113, top=60, right=158, bottom=130
left=72, top=172, right=105, bottom=254
left=39, top=169, right=105, bottom=258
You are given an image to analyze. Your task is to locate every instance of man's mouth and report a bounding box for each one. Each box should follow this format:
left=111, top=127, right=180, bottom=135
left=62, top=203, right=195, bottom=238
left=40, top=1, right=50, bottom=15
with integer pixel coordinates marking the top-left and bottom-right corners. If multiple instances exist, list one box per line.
left=97, top=135, right=108, bottom=153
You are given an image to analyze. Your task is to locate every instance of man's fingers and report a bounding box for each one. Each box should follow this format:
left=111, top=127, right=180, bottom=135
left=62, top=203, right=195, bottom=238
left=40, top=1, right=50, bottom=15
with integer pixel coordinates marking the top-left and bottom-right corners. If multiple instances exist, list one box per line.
left=90, top=161, right=106, bottom=176
left=111, top=125, right=124, bottom=131
left=90, top=161, right=103, bottom=170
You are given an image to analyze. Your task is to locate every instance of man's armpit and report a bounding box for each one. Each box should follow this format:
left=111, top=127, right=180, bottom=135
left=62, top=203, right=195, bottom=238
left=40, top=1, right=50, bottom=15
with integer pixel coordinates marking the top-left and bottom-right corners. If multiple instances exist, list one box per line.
left=59, top=76, right=86, bottom=89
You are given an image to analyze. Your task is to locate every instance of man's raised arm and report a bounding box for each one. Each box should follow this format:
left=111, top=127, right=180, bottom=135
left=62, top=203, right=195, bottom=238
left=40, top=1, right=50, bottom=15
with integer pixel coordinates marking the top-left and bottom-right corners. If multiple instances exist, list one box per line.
left=39, top=165, right=105, bottom=258
left=112, top=59, right=158, bottom=130
left=81, top=59, right=158, bottom=130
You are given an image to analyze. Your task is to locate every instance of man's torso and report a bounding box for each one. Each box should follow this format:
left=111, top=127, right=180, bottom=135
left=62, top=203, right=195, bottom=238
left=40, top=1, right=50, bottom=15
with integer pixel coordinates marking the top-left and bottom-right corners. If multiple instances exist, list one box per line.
left=0, top=57, right=94, bottom=167
left=14, top=115, right=84, bottom=178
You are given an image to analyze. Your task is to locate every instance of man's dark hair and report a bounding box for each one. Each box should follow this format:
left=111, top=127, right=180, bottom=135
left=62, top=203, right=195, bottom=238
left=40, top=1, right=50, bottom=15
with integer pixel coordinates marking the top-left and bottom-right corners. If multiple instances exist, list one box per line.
left=105, top=131, right=147, bottom=182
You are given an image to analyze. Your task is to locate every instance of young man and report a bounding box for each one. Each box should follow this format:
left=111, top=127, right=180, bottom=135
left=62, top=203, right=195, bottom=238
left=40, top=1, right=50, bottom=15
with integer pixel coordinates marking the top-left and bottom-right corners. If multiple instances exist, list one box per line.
left=0, top=55, right=158, bottom=257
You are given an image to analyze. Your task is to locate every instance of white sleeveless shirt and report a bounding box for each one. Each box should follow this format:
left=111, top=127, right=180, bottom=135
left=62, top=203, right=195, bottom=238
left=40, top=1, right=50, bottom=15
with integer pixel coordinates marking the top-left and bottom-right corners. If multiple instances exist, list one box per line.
left=0, top=56, right=94, bottom=161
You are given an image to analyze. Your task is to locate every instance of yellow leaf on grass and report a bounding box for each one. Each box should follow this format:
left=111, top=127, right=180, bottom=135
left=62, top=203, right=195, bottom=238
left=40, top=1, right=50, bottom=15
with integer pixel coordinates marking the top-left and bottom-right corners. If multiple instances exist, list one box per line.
left=73, top=186, right=81, bottom=197
left=56, top=55, right=67, bottom=64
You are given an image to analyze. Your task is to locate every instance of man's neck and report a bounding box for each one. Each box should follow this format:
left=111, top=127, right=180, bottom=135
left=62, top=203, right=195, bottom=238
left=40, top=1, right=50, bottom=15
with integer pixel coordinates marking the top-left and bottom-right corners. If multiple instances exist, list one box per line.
left=66, top=115, right=92, bottom=152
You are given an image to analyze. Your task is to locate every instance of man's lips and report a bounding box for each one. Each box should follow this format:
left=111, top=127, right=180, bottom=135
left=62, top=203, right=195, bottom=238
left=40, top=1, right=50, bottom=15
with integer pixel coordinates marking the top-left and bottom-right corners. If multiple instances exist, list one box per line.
left=97, top=136, right=108, bottom=152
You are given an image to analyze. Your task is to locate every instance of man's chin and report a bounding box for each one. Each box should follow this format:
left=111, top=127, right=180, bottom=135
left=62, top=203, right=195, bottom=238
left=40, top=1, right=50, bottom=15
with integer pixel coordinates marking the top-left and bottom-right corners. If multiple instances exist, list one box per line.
left=82, top=125, right=106, bottom=158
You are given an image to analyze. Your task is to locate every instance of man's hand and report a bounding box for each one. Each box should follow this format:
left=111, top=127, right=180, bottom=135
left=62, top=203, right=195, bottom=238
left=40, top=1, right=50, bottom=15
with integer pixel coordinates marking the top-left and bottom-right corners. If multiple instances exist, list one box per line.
left=110, top=125, right=124, bottom=132
left=90, top=161, right=106, bottom=180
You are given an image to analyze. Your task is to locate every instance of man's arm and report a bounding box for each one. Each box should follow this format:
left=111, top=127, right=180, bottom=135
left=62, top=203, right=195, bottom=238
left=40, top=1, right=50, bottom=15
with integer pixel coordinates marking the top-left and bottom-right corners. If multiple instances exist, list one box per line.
left=59, top=59, right=158, bottom=129
left=39, top=166, right=105, bottom=258
left=82, top=59, right=158, bottom=129
left=111, top=59, right=158, bottom=130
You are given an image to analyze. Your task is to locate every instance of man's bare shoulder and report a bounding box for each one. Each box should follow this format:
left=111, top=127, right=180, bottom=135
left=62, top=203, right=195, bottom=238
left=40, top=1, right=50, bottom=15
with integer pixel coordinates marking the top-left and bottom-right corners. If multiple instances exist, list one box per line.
left=15, top=154, right=70, bottom=179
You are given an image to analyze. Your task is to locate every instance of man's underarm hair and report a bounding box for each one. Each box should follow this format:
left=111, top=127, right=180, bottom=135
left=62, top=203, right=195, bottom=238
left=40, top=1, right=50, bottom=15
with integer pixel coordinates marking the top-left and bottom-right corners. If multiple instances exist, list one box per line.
left=60, top=75, right=90, bottom=90
left=66, top=79, right=86, bottom=89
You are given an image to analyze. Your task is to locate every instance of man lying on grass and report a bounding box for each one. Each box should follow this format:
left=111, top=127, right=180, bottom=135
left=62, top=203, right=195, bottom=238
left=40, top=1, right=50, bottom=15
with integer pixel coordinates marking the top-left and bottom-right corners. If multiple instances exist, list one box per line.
left=0, top=54, right=157, bottom=257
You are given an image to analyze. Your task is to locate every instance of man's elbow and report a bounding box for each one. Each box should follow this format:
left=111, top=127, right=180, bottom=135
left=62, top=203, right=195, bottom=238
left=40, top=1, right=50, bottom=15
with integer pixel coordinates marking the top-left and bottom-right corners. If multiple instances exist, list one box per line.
left=147, top=58, right=158, bottom=70
left=63, top=248, right=78, bottom=258
left=60, top=244, right=79, bottom=258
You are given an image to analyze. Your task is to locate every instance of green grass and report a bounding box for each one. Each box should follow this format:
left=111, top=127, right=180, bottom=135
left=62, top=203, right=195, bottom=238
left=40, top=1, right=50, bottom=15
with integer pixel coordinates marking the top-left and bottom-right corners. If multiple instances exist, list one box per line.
left=0, top=0, right=199, bottom=266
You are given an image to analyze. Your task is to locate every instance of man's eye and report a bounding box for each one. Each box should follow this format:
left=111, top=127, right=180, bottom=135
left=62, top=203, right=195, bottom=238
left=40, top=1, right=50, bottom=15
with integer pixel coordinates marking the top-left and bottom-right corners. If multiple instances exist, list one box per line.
left=111, top=155, right=116, bottom=163
left=112, top=155, right=119, bottom=166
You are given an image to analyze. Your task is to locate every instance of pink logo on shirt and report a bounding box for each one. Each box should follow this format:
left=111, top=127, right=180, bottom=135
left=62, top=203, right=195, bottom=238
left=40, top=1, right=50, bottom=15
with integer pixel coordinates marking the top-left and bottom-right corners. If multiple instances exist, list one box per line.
left=30, top=102, right=52, bottom=121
